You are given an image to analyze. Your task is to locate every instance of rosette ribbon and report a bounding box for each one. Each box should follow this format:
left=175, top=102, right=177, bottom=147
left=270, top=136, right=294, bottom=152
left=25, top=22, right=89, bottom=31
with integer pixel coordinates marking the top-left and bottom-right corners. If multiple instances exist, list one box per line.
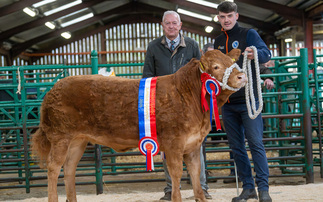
left=201, top=72, right=222, bottom=131
left=138, top=77, right=160, bottom=171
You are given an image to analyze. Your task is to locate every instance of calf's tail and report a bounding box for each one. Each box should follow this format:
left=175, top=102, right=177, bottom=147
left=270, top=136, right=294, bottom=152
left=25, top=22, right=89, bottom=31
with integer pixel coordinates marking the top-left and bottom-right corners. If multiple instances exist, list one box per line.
left=31, top=127, right=50, bottom=168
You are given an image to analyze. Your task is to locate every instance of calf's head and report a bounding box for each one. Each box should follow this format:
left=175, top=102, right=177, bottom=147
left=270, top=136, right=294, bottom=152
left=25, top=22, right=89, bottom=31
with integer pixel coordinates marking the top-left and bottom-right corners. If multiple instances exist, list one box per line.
left=200, top=49, right=247, bottom=91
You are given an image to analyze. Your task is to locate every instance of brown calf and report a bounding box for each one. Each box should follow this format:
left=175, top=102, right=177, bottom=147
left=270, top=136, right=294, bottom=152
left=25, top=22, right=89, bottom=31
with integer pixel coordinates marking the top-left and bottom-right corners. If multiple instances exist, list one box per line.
left=32, top=49, right=247, bottom=202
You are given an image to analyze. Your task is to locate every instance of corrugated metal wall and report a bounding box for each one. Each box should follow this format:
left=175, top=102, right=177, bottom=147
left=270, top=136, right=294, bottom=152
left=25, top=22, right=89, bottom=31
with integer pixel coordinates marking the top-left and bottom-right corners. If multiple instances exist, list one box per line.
left=26, top=23, right=214, bottom=78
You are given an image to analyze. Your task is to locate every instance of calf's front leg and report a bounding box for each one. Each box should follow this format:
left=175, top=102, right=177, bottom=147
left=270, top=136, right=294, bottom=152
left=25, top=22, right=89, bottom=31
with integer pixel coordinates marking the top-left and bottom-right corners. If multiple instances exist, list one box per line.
left=165, top=151, right=184, bottom=202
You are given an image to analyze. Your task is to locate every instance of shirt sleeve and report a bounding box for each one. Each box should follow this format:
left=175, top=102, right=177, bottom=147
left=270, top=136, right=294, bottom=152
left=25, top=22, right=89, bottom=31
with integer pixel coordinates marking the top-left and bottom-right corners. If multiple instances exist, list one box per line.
left=142, top=45, right=155, bottom=78
left=260, top=64, right=274, bottom=81
left=246, top=29, right=271, bottom=64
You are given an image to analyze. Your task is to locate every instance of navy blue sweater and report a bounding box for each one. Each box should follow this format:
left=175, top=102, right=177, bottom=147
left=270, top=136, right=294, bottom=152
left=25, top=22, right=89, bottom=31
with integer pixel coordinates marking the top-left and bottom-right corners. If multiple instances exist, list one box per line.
left=214, top=23, right=271, bottom=103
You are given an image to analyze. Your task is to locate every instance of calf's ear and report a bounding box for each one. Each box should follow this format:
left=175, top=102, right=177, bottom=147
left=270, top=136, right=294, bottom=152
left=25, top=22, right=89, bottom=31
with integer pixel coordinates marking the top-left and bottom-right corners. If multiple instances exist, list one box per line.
left=227, top=49, right=241, bottom=62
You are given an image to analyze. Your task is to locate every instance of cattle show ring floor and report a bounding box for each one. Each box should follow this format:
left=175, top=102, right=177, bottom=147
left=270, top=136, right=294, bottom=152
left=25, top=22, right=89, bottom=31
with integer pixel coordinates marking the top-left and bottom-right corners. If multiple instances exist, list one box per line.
left=1, top=166, right=323, bottom=202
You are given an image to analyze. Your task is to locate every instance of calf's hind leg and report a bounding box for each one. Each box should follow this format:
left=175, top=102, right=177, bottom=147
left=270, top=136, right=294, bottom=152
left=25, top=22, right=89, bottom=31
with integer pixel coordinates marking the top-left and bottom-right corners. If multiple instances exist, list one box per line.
left=183, top=148, right=207, bottom=202
left=64, top=139, right=88, bottom=202
left=47, top=140, right=70, bottom=202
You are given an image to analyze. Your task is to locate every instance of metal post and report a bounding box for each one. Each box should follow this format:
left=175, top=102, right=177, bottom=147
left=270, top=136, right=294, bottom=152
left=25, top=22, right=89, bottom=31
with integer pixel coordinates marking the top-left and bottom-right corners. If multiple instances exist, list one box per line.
left=234, top=161, right=239, bottom=196
left=19, top=67, right=31, bottom=193
left=95, top=144, right=103, bottom=195
left=91, top=50, right=102, bottom=194
left=300, top=48, right=314, bottom=183
left=91, top=50, right=98, bottom=75
left=312, top=49, right=323, bottom=177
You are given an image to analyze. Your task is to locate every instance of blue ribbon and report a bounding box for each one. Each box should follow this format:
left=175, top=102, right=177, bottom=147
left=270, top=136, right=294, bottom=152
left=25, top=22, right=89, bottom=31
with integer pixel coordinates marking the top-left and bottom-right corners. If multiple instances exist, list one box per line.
left=138, top=78, right=146, bottom=140
left=205, top=79, right=220, bottom=128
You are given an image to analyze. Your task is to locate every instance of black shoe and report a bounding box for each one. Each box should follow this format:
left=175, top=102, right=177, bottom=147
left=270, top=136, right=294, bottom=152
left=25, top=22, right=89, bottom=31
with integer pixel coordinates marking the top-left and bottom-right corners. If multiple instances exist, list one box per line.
left=259, top=190, right=272, bottom=202
left=223, top=173, right=240, bottom=184
left=160, top=192, right=171, bottom=201
left=232, top=189, right=258, bottom=202
left=203, top=189, right=212, bottom=199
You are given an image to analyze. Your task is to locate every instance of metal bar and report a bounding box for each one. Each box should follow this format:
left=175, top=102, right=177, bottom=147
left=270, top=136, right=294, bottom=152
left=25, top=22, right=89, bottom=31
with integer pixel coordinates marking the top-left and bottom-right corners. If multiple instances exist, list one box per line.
left=300, top=48, right=314, bottom=183
left=94, top=144, right=103, bottom=195
left=313, top=49, right=323, bottom=178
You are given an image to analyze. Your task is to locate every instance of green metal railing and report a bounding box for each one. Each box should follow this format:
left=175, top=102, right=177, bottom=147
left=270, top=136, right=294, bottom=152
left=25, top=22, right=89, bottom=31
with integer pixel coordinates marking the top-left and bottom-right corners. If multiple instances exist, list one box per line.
left=1, top=48, right=322, bottom=194
left=206, top=48, right=317, bottom=183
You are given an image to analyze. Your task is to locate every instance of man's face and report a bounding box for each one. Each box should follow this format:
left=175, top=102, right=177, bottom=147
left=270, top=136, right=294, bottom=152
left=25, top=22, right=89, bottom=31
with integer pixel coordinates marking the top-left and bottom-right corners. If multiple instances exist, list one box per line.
left=162, top=14, right=182, bottom=40
left=217, top=11, right=239, bottom=31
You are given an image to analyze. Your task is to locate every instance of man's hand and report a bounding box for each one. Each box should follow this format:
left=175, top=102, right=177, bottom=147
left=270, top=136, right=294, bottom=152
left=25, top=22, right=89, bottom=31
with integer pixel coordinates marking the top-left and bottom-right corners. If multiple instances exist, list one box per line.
left=264, top=79, right=274, bottom=90
left=242, top=47, right=254, bottom=60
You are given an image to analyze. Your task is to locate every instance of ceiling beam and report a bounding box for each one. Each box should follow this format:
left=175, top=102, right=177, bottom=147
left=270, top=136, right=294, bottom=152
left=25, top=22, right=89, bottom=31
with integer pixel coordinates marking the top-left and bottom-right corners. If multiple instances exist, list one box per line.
left=165, top=0, right=279, bottom=34
left=26, top=12, right=215, bottom=55
left=0, top=0, right=105, bottom=45
left=0, top=0, right=40, bottom=17
left=306, top=3, right=323, bottom=19
left=11, top=2, right=159, bottom=56
left=237, top=0, right=303, bottom=26
left=34, top=14, right=163, bottom=53
left=163, top=0, right=217, bottom=14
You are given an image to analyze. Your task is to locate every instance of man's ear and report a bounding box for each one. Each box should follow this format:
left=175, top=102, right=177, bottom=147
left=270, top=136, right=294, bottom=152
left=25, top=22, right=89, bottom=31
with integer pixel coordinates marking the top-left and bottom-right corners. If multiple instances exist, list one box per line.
left=227, top=49, right=241, bottom=62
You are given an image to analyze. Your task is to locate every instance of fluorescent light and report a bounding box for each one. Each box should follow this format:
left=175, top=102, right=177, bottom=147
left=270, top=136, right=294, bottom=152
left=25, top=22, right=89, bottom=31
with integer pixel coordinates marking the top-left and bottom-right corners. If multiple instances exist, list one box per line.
left=60, top=13, right=94, bottom=28
left=61, top=32, right=71, bottom=39
left=57, top=8, right=88, bottom=20
left=45, top=21, right=56, bottom=29
left=213, top=16, right=218, bottom=22
left=23, top=7, right=37, bottom=17
left=285, top=38, right=292, bottom=43
left=44, top=0, right=82, bottom=16
left=205, top=26, right=213, bottom=33
left=186, top=0, right=218, bottom=8
left=33, top=0, right=56, bottom=8
left=177, top=8, right=213, bottom=22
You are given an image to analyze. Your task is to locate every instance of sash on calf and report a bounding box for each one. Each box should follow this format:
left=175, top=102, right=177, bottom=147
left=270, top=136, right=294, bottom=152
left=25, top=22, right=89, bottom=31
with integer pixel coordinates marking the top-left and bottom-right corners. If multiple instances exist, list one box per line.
left=138, top=77, right=160, bottom=171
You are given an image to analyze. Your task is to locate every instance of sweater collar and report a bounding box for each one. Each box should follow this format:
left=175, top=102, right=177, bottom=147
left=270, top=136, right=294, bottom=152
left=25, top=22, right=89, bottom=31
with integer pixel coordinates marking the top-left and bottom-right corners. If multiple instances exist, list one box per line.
left=221, top=22, right=240, bottom=35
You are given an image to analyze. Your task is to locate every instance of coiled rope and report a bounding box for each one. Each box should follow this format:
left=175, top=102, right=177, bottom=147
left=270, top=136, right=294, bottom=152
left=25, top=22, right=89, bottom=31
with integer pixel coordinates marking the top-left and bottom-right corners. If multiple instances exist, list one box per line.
left=242, top=46, right=263, bottom=119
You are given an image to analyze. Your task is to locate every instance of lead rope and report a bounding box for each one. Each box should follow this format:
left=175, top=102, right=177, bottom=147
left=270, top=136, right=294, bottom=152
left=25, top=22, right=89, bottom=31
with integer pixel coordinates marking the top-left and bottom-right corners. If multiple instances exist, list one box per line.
left=242, top=46, right=263, bottom=119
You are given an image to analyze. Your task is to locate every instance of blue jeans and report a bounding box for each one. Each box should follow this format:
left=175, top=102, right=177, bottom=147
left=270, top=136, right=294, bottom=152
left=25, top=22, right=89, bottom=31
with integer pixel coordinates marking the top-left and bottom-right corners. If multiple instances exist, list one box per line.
left=163, top=146, right=209, bottom=193
left=222, top=101, right=269, bottom=191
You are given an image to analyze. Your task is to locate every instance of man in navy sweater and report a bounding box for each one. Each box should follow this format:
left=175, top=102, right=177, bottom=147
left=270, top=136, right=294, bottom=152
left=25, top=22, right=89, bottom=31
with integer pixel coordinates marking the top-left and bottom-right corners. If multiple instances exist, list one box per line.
left=214, top=2, right=272, bottom=202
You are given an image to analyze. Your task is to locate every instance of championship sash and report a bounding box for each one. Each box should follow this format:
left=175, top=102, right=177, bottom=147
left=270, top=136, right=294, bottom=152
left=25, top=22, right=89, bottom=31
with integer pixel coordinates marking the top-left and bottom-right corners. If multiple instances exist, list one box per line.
left=201, top=73, right=222, bottom=131
left=138, top=77, right=159, bottom=171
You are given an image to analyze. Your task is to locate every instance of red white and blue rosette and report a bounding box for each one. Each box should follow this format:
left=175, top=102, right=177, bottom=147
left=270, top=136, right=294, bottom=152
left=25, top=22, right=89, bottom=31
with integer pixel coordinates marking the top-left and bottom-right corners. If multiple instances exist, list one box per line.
left=201, top=73, right=222, bottom=131
left=138, top=137, right=159, bottom=170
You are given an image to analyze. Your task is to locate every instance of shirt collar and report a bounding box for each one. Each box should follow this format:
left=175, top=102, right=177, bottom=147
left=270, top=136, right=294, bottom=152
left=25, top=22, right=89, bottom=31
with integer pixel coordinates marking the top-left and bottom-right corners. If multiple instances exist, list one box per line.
left=166, top=34, right=180, bottom=45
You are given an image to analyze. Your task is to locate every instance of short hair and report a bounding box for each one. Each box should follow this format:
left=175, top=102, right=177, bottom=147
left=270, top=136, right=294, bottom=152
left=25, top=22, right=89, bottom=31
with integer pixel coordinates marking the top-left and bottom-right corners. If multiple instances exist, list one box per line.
left=202, top=43, right=214, bottom=53
left=217, top=1, right=238, bottom=14
left=162, top=10, right=181, bottom=22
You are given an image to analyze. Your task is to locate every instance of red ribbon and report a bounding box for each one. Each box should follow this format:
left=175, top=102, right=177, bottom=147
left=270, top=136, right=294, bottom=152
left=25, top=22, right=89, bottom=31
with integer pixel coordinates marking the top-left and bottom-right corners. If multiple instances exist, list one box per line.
left=146, top=143, right=153, bottom=171
left=201, top=73, right=210, bottom=112
left=201, top=73, right=222, bottom=131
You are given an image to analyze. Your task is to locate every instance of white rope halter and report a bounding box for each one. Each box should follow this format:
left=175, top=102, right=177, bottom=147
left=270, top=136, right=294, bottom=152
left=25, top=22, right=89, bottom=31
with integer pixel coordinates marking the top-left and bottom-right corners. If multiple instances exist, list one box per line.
left=199, top=62, right=243, bottom=92
left=219, top=63, right=243, bottom=91
left=242, top=46, right=263, bottom=119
